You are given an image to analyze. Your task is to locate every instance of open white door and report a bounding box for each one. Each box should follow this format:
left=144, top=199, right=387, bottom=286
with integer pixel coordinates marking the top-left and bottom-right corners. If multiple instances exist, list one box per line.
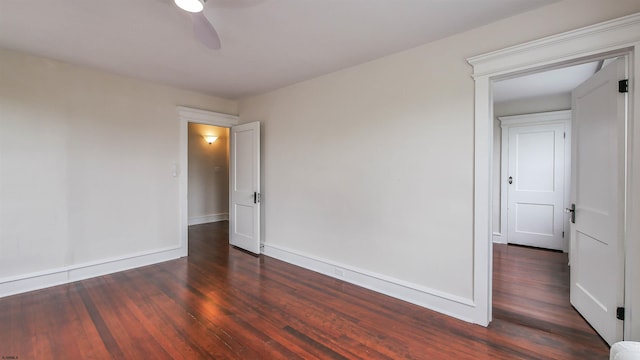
left=507, top=123, right=566, bottom=250
left=230, top=121, right=260, bottom=254
left=570, top=57, right=626, bottom=345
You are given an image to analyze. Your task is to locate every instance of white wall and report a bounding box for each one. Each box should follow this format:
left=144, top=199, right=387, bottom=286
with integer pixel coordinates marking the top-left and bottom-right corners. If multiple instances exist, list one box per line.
left=494, top=93, right=572, bottom=118
left=239, top=0, right=640, bottom=316
left=492, top=93, right=572, bottom=241
left=0, top=48, right=236, bottom=281
left=188, top=124, right=229, bottom=225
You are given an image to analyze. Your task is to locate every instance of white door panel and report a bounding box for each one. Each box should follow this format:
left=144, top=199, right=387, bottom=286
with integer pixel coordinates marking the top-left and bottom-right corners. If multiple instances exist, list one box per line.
left=230, top=122, right=260, bottom=254
left=507, top=124, right=565, bottom=250
left=570, top=57, right=626, bottom=346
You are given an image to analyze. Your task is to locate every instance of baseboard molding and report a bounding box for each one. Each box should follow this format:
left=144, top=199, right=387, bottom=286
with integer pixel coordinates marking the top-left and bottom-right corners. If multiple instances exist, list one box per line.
left=188, top=212, right=229, bottom=226
left=262, top=243, right=478, bottom=324
left=492, top=232, right=506, bottom=244
left=0, top=246, right=184, bottom=298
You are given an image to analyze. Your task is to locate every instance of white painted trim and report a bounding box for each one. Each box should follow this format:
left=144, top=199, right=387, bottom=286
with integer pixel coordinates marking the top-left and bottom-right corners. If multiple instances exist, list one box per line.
left=492, top=232, right=505, bottom=244
left=498, top=110, right=571, bottom=126
left=627, top=41, right=640, bottom=341
left=564, top=119, right=572, bottom=254
left=472, top=75, right=493, bottom=326
left=0, top=246, right=183, bottom=298
left=468, top=13, right=640, bottom=78
left=188, top=212, right=229, bottom=225
left=263, top=243, right=477, bottom=323
left=499, top=120, right=509, bottom=245
left=498, top=110, right=571, bottom=248
left=177, top=106, right=239, bottom=257
left=467, top=12, right=640, bottom=334
left=177, top=106, right=240, bottom=127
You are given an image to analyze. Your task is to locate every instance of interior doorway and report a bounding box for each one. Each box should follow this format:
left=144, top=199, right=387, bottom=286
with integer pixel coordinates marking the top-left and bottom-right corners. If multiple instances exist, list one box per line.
left=177, top=107, right=262, bottom=257
left=187, top=123, right=230, bottom=228
left=467, top=13, right=639, bottom=342
left=491, top=62, right=599, bottom=251
left=490, top=55, right=628, bottom=345
left=176, top=106, right=239, bottom=257
left=490, top=63, right=581, bottom=345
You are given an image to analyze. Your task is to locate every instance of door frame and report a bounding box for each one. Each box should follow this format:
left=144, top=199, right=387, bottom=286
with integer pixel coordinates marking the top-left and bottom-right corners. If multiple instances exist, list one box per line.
left=177, top=106, right=239, bottom=256
left=498, top=110, right=571, bottom=251
left=467, top=12, right=640, bottom=339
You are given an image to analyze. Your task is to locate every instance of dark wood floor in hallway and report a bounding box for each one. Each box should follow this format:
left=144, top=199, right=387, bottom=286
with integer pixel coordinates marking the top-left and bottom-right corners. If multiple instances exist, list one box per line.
left=0, top=222, right=609, bottom=359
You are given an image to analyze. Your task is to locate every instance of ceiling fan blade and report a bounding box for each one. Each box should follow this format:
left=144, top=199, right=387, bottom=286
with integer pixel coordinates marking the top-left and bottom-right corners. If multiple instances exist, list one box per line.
left=191, top=12, right=221, bottom=49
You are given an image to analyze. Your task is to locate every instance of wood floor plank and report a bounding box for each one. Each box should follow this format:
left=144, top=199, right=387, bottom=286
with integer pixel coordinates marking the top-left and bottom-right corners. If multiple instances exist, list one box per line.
left=0, top=222, right=610, bottom=359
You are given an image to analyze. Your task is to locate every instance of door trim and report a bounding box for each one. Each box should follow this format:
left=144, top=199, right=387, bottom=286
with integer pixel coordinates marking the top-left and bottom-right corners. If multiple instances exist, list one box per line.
left=498, top=110, right=571, bottom=251
left=466, top=12, right=640, bottom=337
left=177, top=106, right=239, bottom=257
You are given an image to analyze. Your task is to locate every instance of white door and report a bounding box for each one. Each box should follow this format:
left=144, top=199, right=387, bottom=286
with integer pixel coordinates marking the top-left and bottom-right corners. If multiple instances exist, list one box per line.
left=570, top=57, right=626, bottom=345
left=230, top=122, right=261, bottom=254
left=507, top=123, right=566, bottom=250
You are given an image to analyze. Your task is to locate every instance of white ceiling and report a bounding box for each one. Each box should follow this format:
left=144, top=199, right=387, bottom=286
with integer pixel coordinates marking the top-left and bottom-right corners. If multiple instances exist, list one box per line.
left=0, top=0, right=559, bottom=100
left=493, top=61, right=599, bottom=103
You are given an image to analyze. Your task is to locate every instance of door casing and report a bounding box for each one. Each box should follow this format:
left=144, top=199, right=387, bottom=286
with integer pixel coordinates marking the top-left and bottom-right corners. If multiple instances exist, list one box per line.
left=177, top=106, right=240, bottom=256
left=467, top=13, right=640, bottom=339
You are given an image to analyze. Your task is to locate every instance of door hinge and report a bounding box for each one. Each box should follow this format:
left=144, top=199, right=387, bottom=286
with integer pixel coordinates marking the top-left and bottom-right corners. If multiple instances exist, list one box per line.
left=562, top=231, right=565, bottom=238
left=619, top=79, right=629, bottom=93
left=617, top=307, right=625, bottom=321
left=563, top=132, right=566, bottom=139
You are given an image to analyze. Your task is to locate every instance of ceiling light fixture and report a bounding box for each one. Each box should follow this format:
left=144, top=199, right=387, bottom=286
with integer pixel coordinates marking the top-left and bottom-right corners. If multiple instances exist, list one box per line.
left=204, top=135, right=218, bottom=144
left=174, top=0, right=204, bottom=13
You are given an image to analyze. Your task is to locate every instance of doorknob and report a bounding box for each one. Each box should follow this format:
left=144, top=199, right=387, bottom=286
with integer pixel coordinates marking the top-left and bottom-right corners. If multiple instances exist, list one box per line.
left=565, top=203, right=576, bottom=223
left=508, top=176, right=513, bottom=184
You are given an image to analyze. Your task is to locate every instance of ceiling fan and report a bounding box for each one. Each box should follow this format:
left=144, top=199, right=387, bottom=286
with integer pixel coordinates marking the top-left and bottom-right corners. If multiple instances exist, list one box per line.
left=174, top=0, right=221, bottom=49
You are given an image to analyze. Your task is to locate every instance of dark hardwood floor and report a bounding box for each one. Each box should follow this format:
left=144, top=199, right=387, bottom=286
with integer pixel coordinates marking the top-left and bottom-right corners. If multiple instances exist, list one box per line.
left=0, top=222, right=609, bottom=359
left=492, top=244, right=608, bottom=359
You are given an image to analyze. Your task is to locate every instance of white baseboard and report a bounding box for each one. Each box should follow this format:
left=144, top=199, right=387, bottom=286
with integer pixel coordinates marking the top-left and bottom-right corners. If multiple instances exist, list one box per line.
left=262, top=243, right=478, bottom=324
left=188, top=212, right=229, bottom=226
left=0, top=246, right=184, bottom=298
left=492, top=232, right=506, bottom=244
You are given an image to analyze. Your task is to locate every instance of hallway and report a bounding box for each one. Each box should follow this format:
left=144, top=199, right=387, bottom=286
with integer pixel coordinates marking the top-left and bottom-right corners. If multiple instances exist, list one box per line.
left=492, top=244, right=608, bottom=357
